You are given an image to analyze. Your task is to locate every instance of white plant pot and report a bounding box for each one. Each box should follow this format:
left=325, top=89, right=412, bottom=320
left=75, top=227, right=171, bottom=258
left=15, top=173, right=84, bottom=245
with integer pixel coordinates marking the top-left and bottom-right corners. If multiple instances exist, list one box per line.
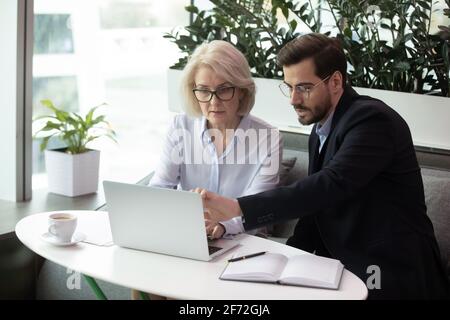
left=45, top=149, right=100, bottom=197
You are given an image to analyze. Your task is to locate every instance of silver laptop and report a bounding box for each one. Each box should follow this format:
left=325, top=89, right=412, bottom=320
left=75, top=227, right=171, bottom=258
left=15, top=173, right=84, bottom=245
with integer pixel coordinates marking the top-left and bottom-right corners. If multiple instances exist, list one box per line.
left=103, top=180, right=239, bottom=261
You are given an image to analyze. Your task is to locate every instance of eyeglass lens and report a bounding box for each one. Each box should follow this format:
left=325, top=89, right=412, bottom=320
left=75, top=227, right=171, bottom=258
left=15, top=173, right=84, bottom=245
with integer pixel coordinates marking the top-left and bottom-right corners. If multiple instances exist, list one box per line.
left=194, top=87, right=235, bottom=102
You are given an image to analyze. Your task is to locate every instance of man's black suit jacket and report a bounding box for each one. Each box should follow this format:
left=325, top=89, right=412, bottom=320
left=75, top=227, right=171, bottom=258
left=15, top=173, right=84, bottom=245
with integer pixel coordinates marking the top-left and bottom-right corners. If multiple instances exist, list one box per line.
left=238, top=87, right=449, bottom=299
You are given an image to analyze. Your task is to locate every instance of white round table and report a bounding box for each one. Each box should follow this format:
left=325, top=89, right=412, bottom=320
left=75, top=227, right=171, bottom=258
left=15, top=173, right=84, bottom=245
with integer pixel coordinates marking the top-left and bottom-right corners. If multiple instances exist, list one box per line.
left=16, top=210, right=368, bottom=300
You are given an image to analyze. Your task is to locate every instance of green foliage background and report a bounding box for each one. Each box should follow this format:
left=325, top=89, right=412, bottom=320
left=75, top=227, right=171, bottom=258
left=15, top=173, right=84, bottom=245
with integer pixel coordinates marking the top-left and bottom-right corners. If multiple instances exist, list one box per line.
left=165, top=0, right=450, bottom=96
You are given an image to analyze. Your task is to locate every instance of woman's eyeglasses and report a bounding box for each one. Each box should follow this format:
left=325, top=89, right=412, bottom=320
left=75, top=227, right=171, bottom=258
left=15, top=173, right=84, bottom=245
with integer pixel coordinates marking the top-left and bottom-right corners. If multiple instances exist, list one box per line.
left=193, top=87, right=236, bottom=102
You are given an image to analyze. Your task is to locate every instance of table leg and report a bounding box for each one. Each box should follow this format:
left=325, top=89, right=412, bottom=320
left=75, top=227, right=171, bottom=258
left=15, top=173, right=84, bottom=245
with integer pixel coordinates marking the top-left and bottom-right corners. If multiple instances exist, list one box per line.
left=83, top=274, right=108, bottom=300
left=131, top=289, right=150, bottom=300
left=139, top=291, right=150, bottom=300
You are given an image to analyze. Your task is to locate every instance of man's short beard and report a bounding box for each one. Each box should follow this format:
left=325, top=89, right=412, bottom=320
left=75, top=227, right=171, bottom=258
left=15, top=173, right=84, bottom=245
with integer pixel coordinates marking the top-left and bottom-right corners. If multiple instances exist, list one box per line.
left=295, top=94, right=332, bottom=125
left=297, top=116, right=312, bottom=126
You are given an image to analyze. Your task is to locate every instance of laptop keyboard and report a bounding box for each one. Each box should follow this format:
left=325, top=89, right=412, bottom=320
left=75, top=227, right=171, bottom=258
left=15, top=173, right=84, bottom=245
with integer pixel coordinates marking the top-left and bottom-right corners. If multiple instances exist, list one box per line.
left=208, top=245, right=222, bottom=255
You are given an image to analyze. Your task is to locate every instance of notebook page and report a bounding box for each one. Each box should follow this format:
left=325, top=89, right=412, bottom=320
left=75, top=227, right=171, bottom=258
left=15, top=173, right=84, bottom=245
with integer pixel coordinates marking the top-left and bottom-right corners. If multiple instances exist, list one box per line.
left=279, top=254, right=343, bottom=288
left=221, top=253, right=288, bottom=282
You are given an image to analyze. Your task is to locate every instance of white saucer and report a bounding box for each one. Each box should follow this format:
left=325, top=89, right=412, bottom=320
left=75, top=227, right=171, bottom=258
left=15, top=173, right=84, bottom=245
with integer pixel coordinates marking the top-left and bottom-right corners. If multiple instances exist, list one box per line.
left=40, top=232, right=86, bottom=246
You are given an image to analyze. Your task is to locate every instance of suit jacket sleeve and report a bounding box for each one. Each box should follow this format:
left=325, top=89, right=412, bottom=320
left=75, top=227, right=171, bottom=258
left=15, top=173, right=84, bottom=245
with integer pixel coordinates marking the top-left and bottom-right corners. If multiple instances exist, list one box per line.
left=238, top=107, right=396, bottom=230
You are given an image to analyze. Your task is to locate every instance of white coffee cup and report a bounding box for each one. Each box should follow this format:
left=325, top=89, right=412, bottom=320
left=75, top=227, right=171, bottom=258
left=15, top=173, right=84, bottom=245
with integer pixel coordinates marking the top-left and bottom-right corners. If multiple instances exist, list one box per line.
left=48, top=213, right=77, bottom=243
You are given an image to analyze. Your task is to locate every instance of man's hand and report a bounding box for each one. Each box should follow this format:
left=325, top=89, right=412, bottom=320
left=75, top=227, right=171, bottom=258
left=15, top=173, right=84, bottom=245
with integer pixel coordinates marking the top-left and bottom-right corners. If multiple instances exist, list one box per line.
left=205, top=219, right=225, bottom=239
left=191, top=188, right=242, bottom=222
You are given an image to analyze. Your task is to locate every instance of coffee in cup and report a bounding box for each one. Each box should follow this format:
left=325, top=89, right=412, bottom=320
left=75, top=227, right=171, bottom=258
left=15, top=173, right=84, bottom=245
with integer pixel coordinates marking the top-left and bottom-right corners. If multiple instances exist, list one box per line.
left=48, top=213, right=77, bottom=243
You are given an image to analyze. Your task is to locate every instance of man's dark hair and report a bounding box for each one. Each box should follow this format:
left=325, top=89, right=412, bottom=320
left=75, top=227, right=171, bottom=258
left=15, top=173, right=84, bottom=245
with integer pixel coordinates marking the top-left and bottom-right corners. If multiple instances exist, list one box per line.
left=277, top=33, right=347, bottom=84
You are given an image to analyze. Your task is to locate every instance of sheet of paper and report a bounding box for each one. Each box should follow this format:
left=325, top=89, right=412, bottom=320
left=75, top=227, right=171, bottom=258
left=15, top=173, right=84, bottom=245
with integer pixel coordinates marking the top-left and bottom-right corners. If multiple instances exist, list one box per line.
left=77, top=211, right=113, bottom=246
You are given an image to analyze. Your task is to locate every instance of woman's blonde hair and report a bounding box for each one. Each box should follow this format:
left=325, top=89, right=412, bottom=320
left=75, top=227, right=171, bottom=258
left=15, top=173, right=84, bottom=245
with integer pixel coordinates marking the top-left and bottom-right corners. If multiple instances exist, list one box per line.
left=181, top=40, right=255, bottom=117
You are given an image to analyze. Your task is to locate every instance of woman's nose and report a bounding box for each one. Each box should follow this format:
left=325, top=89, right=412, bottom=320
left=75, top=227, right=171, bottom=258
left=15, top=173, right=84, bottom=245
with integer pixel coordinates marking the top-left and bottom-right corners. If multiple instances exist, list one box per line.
left=210, top=93, right=221, bottom=105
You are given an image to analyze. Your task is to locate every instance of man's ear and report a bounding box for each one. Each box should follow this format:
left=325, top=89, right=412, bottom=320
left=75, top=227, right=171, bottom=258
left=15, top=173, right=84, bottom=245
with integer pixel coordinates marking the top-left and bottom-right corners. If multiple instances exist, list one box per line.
left=330, top=71, right=344, bottom=91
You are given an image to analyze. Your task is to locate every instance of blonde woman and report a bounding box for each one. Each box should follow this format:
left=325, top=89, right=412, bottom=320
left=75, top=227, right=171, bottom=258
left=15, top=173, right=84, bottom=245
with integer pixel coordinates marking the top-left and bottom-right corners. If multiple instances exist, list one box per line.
left=149, top=40, right=282, bottom=239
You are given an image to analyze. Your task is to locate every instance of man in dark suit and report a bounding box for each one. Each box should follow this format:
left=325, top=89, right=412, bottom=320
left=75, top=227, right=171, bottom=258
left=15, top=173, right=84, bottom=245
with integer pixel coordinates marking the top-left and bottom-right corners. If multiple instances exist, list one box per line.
left=199, top=33, right=449, bottom=299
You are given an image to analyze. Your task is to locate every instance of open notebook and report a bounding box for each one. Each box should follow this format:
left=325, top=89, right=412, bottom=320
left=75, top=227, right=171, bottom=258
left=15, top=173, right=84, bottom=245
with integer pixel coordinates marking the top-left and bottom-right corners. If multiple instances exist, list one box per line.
left=220, top=252, right=344, bottom=289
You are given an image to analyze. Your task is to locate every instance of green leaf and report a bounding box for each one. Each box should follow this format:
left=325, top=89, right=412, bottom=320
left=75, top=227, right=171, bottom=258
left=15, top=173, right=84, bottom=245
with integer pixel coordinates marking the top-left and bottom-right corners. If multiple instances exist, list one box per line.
left=71, top=112, right=85, bottom=124
left=91, top=115, right=106, bottom=126
left=65, top=115, right=81, bottom=128
left=404, top=33, right=414, bottom=43
left=105, top=133, right=119, bottom=144
left=370, top=37, right=377, bottom=51
left=85, top=104, right=105, bottom=125
left=417, top=1, right=431, bottom=10
left=442, top=43, right=449, bottom=68
left=40, top=100, right=68, bottom=122
left=185, top=5, right=199, bottom=14
left=343, top=27, right=352, bottom=38
left=289, top=19, right=297, bottom=31
left=40, top=99, right=56, bottom=111
left=394, top=61, right=411, bottom=71
left=39, top=133, right=57, bottom=151
left=416, top=8, right=430, bottom=20
left=62, top=130, right=78, bottom=140
left=41, top=121, right=62, bottom=131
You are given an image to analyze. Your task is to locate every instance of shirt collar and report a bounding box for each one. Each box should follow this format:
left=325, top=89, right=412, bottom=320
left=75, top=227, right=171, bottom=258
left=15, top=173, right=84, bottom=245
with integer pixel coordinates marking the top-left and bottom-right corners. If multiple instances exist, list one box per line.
left=199, top=115, right=250, bottom=143
left=315, top=110, right=334, bottom=139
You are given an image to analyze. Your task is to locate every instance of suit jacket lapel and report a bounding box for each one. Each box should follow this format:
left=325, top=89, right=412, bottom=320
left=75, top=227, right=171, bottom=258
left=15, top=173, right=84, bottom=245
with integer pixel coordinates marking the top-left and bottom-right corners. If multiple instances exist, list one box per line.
left=329, top=86, right=360, bottom=133
left=309, top=86, right=361, bottom=172
left=308, top=127, right=320, bottom=175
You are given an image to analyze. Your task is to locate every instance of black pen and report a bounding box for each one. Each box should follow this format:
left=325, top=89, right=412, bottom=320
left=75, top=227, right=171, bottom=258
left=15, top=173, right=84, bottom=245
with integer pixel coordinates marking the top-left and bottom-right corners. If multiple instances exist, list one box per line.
left=228, top=251, right=267, bottom=262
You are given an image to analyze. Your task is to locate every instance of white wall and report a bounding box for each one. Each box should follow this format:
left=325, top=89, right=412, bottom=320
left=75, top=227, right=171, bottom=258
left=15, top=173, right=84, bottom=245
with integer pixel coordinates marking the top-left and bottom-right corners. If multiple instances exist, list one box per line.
left=0, top=1, right=18, bottom=201
left=168, top=69, right=450, bottom=150
left=354, top=87, right=450, bottom=150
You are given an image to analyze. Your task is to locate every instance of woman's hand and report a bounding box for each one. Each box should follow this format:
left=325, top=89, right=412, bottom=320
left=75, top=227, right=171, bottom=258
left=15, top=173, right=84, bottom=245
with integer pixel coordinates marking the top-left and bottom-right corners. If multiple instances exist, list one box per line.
left=205, top=219, right=225, bottom=239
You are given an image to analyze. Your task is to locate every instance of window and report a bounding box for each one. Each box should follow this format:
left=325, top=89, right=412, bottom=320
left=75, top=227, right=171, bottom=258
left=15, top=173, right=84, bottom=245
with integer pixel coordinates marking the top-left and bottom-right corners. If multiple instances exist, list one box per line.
left=34, top=14, right=74, bottom=54
left=32, top=1, right=188, bottom=188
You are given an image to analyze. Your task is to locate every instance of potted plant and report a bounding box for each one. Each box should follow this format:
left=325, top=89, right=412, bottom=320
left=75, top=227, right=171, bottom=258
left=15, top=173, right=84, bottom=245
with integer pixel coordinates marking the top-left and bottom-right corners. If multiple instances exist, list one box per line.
left=33, top=99, right=117, bottom=197
left=164, top=0, right=450, bottom=149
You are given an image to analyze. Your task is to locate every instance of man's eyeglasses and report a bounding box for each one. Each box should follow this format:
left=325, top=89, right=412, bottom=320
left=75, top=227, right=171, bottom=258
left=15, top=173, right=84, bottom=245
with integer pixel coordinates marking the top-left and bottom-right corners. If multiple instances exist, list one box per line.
left=279, top=75, right=331, bottom=100
left=193, top=87, right=236, bottom=102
